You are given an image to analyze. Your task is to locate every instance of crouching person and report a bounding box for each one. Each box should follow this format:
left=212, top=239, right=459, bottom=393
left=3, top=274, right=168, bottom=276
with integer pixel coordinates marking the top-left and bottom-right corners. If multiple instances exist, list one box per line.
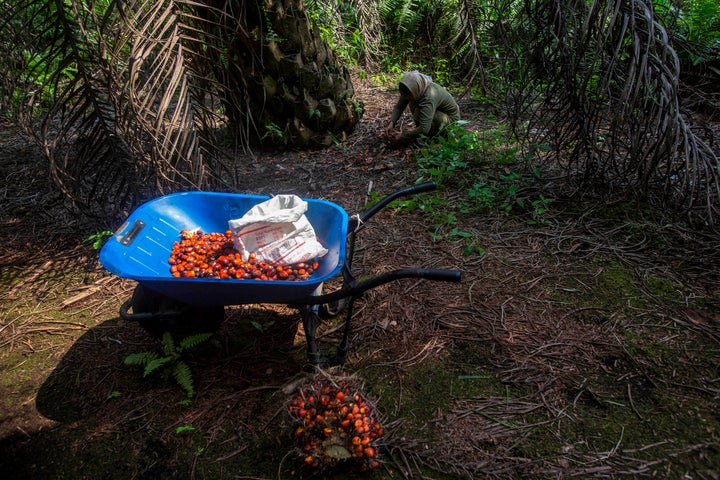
left=384, top=70, right=460, bottom=147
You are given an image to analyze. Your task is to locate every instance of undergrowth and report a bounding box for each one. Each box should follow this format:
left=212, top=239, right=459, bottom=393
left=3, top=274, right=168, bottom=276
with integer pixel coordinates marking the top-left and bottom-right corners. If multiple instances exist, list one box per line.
left=124, top=331, right=213, bottom=398
left=374, top=121, right=554, bottom=256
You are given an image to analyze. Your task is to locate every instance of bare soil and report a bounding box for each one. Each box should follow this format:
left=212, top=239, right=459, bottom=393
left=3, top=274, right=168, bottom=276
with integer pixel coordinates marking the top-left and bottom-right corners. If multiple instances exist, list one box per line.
left=1, top=79, right=719, bottom=479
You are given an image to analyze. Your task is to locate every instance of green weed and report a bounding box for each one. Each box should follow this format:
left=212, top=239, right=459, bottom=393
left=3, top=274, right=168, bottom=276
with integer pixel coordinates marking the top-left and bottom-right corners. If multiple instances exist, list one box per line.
left=396, top=122, right=555, bottom=252
left=85, top=230, right=113, bottom=250
left=250, top=320, right=275, bottom=332
left=261, top=123, right=286, bottom=144
left=175, top=425, right=196, bottom=435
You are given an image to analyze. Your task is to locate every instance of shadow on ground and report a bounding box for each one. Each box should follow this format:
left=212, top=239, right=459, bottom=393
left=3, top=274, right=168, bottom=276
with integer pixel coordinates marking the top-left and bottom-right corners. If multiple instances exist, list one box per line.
left=1, top=306, right=314, bottom=480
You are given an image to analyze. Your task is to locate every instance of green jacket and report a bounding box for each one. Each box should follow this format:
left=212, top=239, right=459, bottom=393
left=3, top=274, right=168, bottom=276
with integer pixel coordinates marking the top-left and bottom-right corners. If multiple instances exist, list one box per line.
left=390, top=71, right=460, bottom=140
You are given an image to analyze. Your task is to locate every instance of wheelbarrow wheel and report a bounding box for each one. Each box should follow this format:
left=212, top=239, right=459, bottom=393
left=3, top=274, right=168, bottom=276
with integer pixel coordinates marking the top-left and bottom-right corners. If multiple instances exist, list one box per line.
left=128, top=285, right=224, bottom=339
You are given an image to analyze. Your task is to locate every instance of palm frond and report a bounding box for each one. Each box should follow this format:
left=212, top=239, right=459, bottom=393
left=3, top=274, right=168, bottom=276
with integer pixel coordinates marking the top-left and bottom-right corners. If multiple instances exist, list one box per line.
left=380, top=0, right=424, bottom=52
left=519, top=0, right=720, bottom=222
left=7, top=0, right=258, bottom=219
left=354, top=0, right=384, bottom=69
left=443, top=0, right=487, bottom=86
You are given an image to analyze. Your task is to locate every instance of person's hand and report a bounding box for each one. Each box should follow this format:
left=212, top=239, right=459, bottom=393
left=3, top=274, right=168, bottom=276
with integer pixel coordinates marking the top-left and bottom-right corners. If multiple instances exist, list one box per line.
left=383, top=128, right=404, bottom=147
left=383, top=123, right=397, bottom=143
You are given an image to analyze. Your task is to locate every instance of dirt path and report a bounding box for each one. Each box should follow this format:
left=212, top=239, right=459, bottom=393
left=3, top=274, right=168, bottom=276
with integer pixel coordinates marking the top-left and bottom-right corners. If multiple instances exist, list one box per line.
left=1, top=80, right=719, bottom=479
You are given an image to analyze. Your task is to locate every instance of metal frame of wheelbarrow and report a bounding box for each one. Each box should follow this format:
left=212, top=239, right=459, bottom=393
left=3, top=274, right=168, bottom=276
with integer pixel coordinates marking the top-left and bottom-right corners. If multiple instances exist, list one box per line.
left=290, top=182, right=461, bottom=366
left=117, top=182, right=461, bottom=367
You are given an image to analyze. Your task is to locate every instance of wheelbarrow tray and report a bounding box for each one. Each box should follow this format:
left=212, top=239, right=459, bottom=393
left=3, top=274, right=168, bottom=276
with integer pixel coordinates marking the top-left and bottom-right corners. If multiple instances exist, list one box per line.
left=99, top=191, right=348, bottom=307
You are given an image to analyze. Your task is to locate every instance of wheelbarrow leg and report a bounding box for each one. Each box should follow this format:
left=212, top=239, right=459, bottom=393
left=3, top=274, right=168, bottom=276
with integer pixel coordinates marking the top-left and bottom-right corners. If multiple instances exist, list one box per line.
left=299, top=304, right=323, bottom=366
left=334, top=297, right=356, bottom=364
left=297, top=297, right=356, bottom=368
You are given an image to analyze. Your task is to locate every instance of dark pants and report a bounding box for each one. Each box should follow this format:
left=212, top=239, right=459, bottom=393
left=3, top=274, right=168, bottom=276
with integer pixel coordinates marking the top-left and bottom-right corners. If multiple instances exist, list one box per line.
left=412, top=110, right=454, bottom=137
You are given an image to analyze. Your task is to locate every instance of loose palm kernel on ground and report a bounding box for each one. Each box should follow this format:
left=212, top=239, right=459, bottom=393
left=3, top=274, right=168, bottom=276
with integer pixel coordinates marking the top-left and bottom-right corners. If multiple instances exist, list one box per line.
left=288, top=376, right=384, bottom=472
left=167, top=229, right=319, bottom=280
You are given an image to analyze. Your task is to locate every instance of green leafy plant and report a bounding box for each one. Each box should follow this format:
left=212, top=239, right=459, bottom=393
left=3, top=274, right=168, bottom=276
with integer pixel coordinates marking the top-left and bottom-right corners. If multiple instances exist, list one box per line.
left=124, top=331, right=212, bottom=398
left=85, top=230, right=113, bottom=250
left=371, top=64, right=404, bottom=87
left=528, top=194, right=554, bottom=226
left=175, top=425, right=196, bottom=434
left=433, top=57, right=451, bottom=86
left=251, top=320, right=275, bottom=332
left=448, top=228, right=486, bottom=257
left=106, top=390, right=121, bottom=399
left=469, top=172, right=554, bottom=224
left=390, top=120, right=555, bottom=255
left=655, top=0, right=720, bottom=66
left=261, top=123, right=286, bottom=144
left=414, top=123, right=477, bottom=184
left=262, top=4, right=283, bottom=42
left=467, top=182, right=498, bottom=211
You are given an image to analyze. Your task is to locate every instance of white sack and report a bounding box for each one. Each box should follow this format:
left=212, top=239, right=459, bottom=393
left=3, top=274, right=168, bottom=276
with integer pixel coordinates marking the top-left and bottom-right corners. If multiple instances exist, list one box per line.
left=228, top=195, right=328, bottom=266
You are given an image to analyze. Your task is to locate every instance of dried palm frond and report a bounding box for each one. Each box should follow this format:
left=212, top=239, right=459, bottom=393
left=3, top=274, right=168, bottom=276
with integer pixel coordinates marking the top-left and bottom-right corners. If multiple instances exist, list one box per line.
left=519, top=0, right=720, bottom=223
left=441, top=0, right=488, bottom=87
left=3, top=0, right=360, bottom=220
left=3, top=0, right=249, bottom=219
left=354, top=0, right=384, bottom=70
left=305, top=0, right=383, bottom=70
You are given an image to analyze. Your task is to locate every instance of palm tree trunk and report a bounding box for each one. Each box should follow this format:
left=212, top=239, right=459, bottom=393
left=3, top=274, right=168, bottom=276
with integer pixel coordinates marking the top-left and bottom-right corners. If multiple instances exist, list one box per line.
left=234, top=0, right=362, bottom=147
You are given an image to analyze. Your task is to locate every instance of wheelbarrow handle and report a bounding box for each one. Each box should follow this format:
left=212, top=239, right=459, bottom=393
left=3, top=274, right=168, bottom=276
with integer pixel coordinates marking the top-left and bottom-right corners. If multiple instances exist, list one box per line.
left=359, top=181, right=437, bottom=224
left=409, top=268, right=462, bottom=282
left=298, top=267, right=461, bottom=305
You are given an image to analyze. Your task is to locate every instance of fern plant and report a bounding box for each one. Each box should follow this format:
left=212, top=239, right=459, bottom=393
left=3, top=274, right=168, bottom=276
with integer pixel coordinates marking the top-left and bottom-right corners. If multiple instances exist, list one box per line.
left=124, top=331, right=212, bottom=398
left=655, top=0, right=720, bottom=66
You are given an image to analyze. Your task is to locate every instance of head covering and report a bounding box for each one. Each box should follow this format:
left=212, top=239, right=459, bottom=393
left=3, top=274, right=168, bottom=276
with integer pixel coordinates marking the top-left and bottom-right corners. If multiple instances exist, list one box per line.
left=399, top=70, right=432, bottom=101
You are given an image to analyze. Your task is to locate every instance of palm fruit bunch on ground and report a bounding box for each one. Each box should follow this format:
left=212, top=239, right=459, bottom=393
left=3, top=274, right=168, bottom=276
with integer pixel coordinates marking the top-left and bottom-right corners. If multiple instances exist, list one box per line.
left=287, top=375, right=384, bottom=472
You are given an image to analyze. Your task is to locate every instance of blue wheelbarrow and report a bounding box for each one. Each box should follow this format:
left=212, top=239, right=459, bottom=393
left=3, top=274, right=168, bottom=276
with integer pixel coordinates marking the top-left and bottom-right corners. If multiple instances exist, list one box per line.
left=100, top=182, right=461, bottom=366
